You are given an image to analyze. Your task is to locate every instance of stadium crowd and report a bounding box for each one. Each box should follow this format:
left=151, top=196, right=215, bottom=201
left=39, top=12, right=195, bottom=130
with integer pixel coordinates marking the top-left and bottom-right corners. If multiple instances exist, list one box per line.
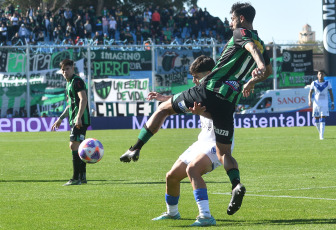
left=0, top=4, right=233, bottom=46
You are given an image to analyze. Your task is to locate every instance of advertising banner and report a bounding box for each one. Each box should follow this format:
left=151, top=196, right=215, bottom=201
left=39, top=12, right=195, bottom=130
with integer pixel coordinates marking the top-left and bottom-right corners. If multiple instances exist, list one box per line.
left=322, top=0, right=336, bottom=76
left=281, top=49, right=313, bottom=73
left=93, top=78, right=150, bottom=102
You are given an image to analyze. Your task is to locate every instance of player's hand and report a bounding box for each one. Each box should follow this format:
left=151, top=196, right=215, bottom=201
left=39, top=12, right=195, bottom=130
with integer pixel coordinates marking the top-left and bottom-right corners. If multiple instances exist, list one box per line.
left=51, top=118, right=62, bottom=131
left=189, top=102, right=206, bottom=115
left=147, top=92, right=160, bottom=101
left=308, top=101, right=312, bottom=107
left=75, top=117, right=82, bottom=129
left=147, top=92, right=170, bottom=102
left=242, top=81, right=255, bottom=97
left=331, top=104, right=335, bottom=110
left=251, top=67, right=265, bottom=79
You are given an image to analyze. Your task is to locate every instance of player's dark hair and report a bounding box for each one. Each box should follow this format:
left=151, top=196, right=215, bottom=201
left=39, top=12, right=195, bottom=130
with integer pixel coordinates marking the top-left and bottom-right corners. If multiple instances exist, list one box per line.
left=318, top=70, right=327, bottom=75
left=60, top=59, right=74, bottom=68
left=230, top=2, right=256, bottom=23
left=189, top=55, right=215, bottom=75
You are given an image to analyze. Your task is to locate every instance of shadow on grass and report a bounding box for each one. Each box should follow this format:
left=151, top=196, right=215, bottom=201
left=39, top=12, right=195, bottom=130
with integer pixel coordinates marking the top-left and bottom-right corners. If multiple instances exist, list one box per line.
left=172, top=218, right=336, bottom=228
left=0, top=179, right=228, bottom=185
left=0, top=179, right=116, bottom=183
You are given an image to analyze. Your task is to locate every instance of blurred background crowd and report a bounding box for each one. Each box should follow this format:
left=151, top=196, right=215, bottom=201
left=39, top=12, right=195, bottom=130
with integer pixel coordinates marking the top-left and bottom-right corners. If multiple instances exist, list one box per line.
left=0, top=3, right=233, bottom=46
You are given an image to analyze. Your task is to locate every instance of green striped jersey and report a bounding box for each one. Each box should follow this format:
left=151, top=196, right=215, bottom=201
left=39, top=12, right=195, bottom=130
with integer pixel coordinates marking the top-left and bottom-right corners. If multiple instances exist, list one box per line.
left=66, top=75, right=91, bottom=126
left=204, top=28, right=270, bottom=104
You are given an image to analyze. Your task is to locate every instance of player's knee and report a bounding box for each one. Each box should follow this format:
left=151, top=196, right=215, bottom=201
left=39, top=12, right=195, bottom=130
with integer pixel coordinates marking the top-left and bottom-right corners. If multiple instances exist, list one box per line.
left=157, top=101, right=175, bottom=116
left=186, top=163, right=197, bottom=177
left=166, top=170, right=178, bottom=182
left=69, top=142, right=77, bottom=151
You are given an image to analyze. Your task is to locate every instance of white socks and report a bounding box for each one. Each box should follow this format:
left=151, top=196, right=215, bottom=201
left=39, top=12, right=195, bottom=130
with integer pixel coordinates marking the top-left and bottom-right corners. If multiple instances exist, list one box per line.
left=166, top=204, right=179, bottom=216
left=315, top=121, right=320, bottom=134
left=320, top=121, right=325, bottom=140
left=196, top=200, right=211, bottom=218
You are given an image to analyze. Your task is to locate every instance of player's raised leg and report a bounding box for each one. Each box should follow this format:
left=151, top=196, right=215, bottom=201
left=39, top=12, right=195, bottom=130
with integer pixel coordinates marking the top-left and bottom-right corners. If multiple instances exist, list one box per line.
left=187, top=153, right=216, bottom=226
left=216, top=142, right=245, bottom=215
left=152, top=160, right=187, bottom=220
left=120, top=99, right=176, bottom=162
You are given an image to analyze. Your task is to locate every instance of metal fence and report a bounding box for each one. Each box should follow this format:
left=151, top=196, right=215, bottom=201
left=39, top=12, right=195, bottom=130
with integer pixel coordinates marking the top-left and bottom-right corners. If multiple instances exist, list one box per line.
left=0, top=40, right=322, bottom=118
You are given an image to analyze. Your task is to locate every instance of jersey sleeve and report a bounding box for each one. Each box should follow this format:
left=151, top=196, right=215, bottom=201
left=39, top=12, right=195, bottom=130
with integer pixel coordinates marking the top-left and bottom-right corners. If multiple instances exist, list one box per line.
left=328, top=81, right=332, bottom=90
left=263, top=47, right=271, bottom=66
left=310, top=81, right=314, bottom=90
left=73, top=78, right=86, bottom=93
left=233, top=28, right=253, bottom=47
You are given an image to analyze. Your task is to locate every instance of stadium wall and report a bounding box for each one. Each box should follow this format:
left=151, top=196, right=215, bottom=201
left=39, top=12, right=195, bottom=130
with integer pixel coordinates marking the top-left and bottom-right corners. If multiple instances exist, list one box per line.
left=1, top=112, right=335, bottom=132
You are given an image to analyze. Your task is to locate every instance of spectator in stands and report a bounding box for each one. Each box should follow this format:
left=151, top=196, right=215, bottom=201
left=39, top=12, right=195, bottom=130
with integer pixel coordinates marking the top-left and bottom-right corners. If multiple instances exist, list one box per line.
left=95, top=18, right=103, bottom=35
left=102, top=15, right=109, bottom=35
left=10, top=13, right=19, bottom=33
left=151, top=10, right=161, bottom=33
left=190, top=19, right=200, bottom=39
left=36, top=30, right=45, bottom=42
left=115, top=8, right=123, bottom=28
left=141, top=25, right=151, bottom=41
left=6, top=109, right=13, bottom=118
left=101, top=6, right=109, bottom=17
left=124, top=26, right=134, bottom=44
left=53, top=25, right=64, bottom=43
left=84, top=19, right=92, bottom=36
left=64, top=8, right=73, bottom=24
left=135, top=25, right=142, bottom=44
left=108, top=16, right=117, bottom=39
left=143, top=8, right=151, bottom=28
left=93, top=31, right=103, bottom=44
left=103, top=33, right=109, bottom=42
left=48, top=17, right=55, bottom=41
left=18, top=24, right=29, bottom=42
left=0, top=23, right=7, bottom=44
left=14, top=111, right=20, bottom=118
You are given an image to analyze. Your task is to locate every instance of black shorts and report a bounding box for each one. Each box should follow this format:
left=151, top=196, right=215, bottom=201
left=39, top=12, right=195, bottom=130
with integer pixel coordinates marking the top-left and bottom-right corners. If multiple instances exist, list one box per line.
left=70, top=125, right=88, bottom=142
left=171, top=84, right=235, bottom=144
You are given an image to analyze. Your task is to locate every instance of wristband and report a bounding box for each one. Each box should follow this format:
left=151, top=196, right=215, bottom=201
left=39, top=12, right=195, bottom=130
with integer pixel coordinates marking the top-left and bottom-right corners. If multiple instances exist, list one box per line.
left=332, top=102, right=334, bottom=104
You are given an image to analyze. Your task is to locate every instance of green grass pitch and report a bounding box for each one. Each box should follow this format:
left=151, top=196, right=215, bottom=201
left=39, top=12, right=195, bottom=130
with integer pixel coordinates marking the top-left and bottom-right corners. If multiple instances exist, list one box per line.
left=0, top=126, right=336, bottom=229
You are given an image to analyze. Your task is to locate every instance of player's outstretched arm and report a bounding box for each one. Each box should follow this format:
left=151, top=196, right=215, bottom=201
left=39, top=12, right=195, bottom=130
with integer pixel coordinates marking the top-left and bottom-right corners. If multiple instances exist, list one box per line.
left=147, top=92, right=172, bottom=102
left=51, top=106, right=69, bottom=131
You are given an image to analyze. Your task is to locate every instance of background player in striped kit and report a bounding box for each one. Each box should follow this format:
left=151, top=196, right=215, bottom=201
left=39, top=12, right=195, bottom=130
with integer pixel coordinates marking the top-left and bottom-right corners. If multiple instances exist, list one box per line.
left=308, top=70, right=334, bottom=140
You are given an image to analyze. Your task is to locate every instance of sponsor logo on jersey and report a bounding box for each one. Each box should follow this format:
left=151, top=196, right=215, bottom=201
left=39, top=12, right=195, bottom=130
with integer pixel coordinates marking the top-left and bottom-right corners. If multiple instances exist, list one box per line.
left=211, top=146, right=216, bottom=154
left=214, top=127, right=229, bottom=136
left=224, top=81, right=241, bottom=91
left=178, top=100, right=189, bottom=113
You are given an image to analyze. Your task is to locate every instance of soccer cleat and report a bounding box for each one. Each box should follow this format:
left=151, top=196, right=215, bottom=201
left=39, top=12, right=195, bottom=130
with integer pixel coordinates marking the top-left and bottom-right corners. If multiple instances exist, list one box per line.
left=120, top=148, right=140, bottom=162
left=152, top=212, right=181, bottom=221
left=190, top=216, right=216, bottom=227
left=227, top=183, right=246, bottom=215
left=320, top=134, right=324, bottom=140
left=80, top=173, right=87, bottom=184
left=63, top=179, right=81, bottom=186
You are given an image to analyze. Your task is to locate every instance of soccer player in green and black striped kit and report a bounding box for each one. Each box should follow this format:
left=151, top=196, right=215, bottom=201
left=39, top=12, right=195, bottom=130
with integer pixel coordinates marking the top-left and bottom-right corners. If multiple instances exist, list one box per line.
left=121, top=2, right=273, bottom=221
left=52, top=59, right=91, bottom=186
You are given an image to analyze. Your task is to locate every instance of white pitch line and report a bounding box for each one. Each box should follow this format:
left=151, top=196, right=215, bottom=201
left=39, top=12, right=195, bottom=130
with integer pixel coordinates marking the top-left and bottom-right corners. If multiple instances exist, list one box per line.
left=212, top=192, right=336, bottom=201
left=248, top=186, right=336, bottom=193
